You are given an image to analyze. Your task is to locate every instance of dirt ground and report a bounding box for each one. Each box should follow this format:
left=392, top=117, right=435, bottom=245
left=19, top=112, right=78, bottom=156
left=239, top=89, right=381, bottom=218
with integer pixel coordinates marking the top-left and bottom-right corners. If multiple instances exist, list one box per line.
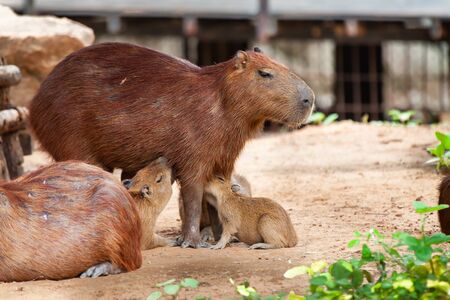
left=0, top=122, right=447, bottom=299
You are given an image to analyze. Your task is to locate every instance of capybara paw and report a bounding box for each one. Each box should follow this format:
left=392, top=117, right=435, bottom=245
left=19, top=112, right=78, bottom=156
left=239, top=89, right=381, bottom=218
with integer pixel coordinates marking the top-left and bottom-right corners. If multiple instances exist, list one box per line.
left=200, top=226, right=215, bottom=243
left=177, top=232, right=208, bottom=248
left=209, top=241, right=227, bottom=250
left=248, top=243, right=274, bottom=250
left=167, top=239, right=178, bottom=247
left=80, top=262, right=122, bottom=278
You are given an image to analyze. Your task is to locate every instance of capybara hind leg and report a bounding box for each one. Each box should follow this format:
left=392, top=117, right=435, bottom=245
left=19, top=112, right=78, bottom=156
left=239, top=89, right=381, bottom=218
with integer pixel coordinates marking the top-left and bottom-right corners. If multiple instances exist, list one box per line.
left=80, top=262, right=122, bottom=278
left=248, top=243, right=278, bottom=250
left=258, top=215, right=289, bottom=248
left=149, top=234, right=176, bottom=249
left=178, top=182, right=206, bottom=248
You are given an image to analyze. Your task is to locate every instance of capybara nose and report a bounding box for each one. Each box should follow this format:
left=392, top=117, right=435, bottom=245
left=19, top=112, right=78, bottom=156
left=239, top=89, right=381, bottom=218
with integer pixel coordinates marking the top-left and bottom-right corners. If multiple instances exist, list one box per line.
left=299, top=86, right=315, bottom=108
left=122, top=179, right=133, bottom=189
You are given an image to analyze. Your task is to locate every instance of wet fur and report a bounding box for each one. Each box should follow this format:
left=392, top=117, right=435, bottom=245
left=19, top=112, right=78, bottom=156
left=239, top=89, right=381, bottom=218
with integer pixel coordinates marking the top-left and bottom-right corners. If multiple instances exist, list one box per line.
left=0, top=161, right=142, bottom=282
left=205, top=178, right=297, bottom=249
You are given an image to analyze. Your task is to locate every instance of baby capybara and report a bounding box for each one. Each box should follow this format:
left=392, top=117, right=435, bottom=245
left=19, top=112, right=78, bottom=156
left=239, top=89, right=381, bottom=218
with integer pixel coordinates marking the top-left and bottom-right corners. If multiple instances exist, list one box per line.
left=438, top=175, right=450, bottom=234
left=122, top=157, right=175, bottom=250
left=204, top=176, right=297, bottom=250
left=0, top=161, right=142, bottom=282
left=29, top=43, right=314, bottom=248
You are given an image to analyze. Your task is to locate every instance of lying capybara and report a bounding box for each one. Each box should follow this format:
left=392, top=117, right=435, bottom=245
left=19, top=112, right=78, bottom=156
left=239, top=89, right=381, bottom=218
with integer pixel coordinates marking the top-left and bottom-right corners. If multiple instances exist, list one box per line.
left=122, top=157, right=174, bottom=250
left=29, top=43, right=314, bottom=248
left=438, top=175, right=450, bottom=234
left=0, top=161, right=142, bottom=282
left=204, top=176, right=297, bottom=250
left=198, top=174, right=253, bottom=242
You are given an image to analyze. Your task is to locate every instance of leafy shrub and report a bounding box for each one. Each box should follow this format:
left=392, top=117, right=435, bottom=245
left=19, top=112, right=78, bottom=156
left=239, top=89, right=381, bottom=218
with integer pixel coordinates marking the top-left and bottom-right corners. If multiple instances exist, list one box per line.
left=148, top=278, right=205, bottom=300
left=388, top=109, right=420, bottom=125
left=308, top=112, right=339, bottom=125
left=426, top=131, right=450, bottom=171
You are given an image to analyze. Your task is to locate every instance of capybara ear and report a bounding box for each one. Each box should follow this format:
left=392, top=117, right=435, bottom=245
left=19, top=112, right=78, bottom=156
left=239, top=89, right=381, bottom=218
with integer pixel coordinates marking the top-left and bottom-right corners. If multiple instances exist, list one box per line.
left=235, top=51, right=249, bottom=70
left=231, top=184, right=241, bottom=193
left=253, top=47, right=262, bottom=53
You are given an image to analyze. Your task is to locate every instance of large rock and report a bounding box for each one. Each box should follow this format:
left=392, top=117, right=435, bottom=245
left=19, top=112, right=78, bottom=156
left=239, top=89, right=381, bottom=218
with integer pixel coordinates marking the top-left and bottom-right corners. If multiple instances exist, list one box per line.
left=0, top=5, right=94, bottom=107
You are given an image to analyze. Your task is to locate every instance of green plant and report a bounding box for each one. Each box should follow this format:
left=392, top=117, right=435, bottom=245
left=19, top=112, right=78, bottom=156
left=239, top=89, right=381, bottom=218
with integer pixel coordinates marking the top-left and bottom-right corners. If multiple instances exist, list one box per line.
left=426, top=131, right=450, bottom=171
left=388, top=109, right=419, bottom=125
left=148, top=278, right=204, bottom=300
left=284, top=201, right=450, bottom=300
left=308, top=112, right=339, bottom=125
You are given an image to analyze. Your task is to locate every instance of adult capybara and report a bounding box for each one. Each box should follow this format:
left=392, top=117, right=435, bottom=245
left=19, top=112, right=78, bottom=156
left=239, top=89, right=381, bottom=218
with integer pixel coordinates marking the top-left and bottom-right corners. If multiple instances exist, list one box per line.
left=122, top=157, right=175, bottom=250
left=205, top=176, right=297, bottom=250
left=438, top=175, right=450, bottom=234
left=0, top=161, right=142, bottom=282
left=29, top=43, right=314, bottom=248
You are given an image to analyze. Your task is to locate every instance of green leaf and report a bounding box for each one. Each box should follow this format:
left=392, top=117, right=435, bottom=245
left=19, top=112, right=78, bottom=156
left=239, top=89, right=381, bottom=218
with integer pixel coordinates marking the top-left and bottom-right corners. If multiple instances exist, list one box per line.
left=351, top=268, right=364, bottom=288
left=163, top=284, right=180, bottom=296
left=147, top=291, right=162, bottom=300
left=330, top=260, right=353, bottom=280
left=435, top=132, right=450, bottom=149
left=308, top=112, right=325, bottom=124
left=181, top=278, right=199, bottom=288
left=347, top=239, right=360, bottom=248
left=310, top=275, right=329, bottom=286
left=413, top=201, right=449, bottom=214
left=310, top=261, right=328, bottom=273
left=425, top=233, right=450, bottom=245
left=156, top=279, right=176, bottom=287
left=323, top=113, right=339, bottom=125
left=415, top=245, right=433, bottom=262
left=284, top=266, right=309, bottom=278
left=362, top=244, right=372, bottom=260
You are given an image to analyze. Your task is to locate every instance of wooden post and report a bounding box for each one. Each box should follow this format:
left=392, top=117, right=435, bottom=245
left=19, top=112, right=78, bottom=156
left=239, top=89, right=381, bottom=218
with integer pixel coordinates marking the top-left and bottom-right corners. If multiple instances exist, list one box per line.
left=0, top=58, right=27, bottom=179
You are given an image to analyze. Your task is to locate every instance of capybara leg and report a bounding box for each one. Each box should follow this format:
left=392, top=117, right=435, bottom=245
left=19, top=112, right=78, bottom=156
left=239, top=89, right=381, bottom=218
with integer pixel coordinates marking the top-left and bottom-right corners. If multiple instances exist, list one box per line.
left=80, top=262, right=122, bottom=278
left=200, top=226, right=215, bottom=243
left=258, top=215, right=288, bottom=248
left=151, top=234, right=177, bottom=248
left=248, top=243, right=278, bottom=250
left=178, top=182, right=206, bottom=248
left=207, top=202, right=223, bottom=241
left=210, top=230, right=232, bottom=250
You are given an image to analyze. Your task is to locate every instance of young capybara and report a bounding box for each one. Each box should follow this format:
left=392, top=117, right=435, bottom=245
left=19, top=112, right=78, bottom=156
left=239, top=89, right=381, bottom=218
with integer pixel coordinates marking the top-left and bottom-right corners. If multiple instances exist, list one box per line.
left=184, top=173, right=253, bottom=242
left=29, top=43, right=314, bottom=248
left=0, top=161, right=142, bottom=282
left=122, top=157, right=175, bottom=250
left=438, top=175, right=450, bottom=234
left=204, top=176, right=297, bottom=250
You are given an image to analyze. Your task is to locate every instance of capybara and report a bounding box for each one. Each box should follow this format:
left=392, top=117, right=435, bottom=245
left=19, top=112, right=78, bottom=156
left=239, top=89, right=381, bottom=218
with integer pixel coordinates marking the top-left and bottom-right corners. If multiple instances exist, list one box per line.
left=204, top=176, right=297, bottom=250
left=182, top=173, right=253, bottom=243
left=29, top=43, right=314, bottom=248
left=122, top=157, right=175, bottom=249
left=438, top=175, right=450, bottom=234
left=0, top=161, right=142, bottom=282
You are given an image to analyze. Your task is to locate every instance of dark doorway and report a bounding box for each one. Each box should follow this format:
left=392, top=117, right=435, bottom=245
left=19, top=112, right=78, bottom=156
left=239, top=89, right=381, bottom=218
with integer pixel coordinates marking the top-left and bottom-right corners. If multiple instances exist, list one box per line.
left=196, top=40, right=248, bottom=66
left=335, top=43, right=384, bottom=120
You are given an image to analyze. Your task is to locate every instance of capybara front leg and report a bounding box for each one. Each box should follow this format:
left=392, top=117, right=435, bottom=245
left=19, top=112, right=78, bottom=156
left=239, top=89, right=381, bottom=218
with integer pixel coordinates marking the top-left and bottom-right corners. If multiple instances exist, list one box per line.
left=248, top=243, right=278, bottom=250
left=80, top=262, right=122, bottom=278
left=178, top=182, right=206, bottom=248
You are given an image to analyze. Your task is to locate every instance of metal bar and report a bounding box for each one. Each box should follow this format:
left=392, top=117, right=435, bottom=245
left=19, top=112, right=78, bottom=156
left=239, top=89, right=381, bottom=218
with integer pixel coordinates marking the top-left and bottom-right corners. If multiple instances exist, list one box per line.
left=369, top=45, right=379, bottom=118
left=352, top=45, right=362, bottom=120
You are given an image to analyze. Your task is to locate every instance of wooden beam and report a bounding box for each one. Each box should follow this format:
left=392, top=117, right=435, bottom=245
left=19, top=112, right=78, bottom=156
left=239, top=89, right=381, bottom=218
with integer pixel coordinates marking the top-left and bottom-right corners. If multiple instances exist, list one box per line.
left=0, top=107, right=29, bottom=135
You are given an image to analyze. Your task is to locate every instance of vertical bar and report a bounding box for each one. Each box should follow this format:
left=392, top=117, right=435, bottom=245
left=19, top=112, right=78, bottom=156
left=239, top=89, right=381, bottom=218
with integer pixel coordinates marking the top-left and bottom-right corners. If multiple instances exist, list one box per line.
left=422, top=42, right=428, bottom=111
left=336, top=44, right=345, bottom=116
left=439, top=42, right=445, bottom=111
left=406, top=43, right=412, bottom=109
left=352, top=45, right=361, bottom=120
left=369, top=45, right=379, bottom=119
left=257, top=0, right=269, bottom=43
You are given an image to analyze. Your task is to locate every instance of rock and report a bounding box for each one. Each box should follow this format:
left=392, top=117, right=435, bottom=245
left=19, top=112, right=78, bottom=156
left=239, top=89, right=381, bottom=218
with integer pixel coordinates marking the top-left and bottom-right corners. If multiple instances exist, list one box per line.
left=0, top=5, right=95, bottom=107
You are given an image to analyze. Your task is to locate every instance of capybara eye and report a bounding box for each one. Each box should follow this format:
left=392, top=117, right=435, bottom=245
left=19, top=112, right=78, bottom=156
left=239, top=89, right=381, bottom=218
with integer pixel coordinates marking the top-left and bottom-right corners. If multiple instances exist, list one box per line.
left=122, top=179, right=133, bottom=189
left=258, top=70, right=273, bottom=79
left=217, top=176, right=225, bottom=182
left=253, top=47, right=262, bottom=53
left=156, top=175, right=163, bottom=183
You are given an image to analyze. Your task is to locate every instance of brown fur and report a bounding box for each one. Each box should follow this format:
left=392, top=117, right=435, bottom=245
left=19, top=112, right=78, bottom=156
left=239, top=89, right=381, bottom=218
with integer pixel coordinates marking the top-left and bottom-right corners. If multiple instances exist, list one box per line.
left=0, top=161, right=142, bottom=282
left=125, top=157, right=173, bottom=250
left=29, top=43, right=314, bottom=247
left=204, top=177, right=297, bottom=249
left=438, top=175, right=450, bottom=234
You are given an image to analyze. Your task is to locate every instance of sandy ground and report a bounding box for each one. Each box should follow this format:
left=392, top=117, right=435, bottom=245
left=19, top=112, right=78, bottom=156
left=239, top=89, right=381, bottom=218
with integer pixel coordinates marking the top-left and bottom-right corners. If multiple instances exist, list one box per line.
left=0, top=122, right=447, bottom=299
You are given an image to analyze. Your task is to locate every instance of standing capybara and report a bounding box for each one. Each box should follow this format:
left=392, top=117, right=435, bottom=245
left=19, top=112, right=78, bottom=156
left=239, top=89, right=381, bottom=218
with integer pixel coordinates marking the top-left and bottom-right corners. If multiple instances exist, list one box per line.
left=438, top=175, right=450, bottom=234
left=0, top=161, right=142, bottom=282
left=122, top=157, right=175, bottom=250
left=29, top=43, right=314, bottom=248
left=204, top=176, right=298, bottom=250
